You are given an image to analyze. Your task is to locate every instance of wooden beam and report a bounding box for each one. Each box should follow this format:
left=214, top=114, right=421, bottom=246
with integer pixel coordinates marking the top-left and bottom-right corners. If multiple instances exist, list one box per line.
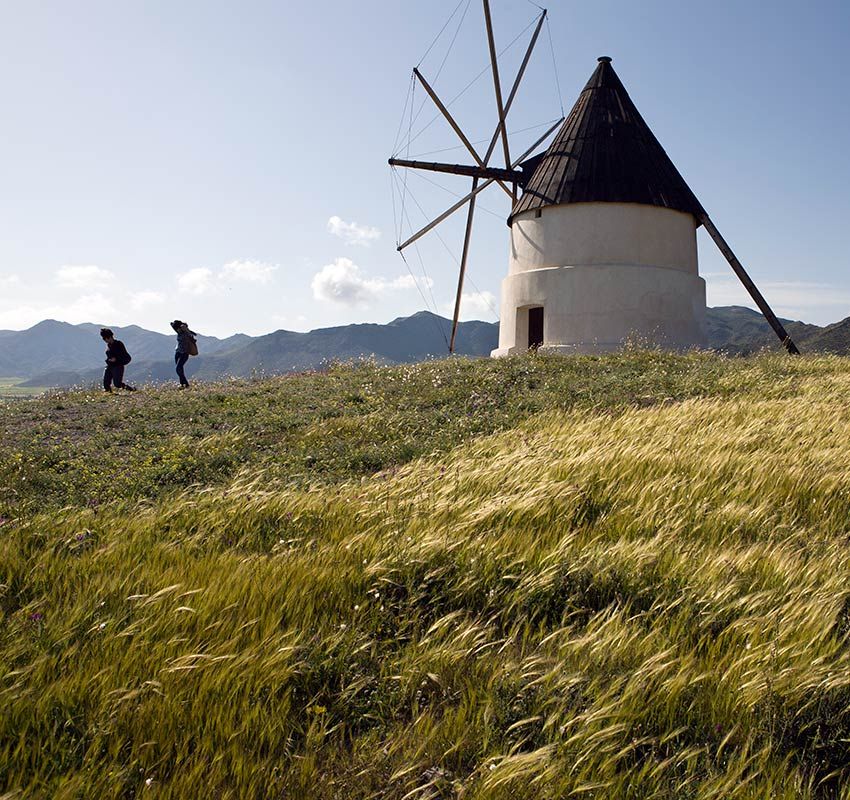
left=413, top=67, right=513, bottom=198
left=502, top=11, right=546, bottom=120
left=394, top=116, right=563, bottom=251
left=699, top=213, right=800, bottom=355
left=394, top=15, right=549, bottom=251
left=450, top=179, right=479, bottom=353
left=482, top=0, right=512, bottom=186
left=387, top=158, right=522, bottom=184
left=476, top=11, right=546, bottom=170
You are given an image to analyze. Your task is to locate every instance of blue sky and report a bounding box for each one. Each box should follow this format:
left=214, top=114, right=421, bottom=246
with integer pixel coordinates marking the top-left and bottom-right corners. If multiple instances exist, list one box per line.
left=0, top=0, right=847, bottom=336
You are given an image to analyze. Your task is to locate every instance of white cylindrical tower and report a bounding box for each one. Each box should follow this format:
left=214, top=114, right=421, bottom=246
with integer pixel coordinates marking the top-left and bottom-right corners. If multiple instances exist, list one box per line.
left=492, top=57, right=707, bottom=357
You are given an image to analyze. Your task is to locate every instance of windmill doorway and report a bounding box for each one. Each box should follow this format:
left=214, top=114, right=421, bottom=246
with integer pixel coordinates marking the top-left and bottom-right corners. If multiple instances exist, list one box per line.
left=528, top=306, right=544, bottom=350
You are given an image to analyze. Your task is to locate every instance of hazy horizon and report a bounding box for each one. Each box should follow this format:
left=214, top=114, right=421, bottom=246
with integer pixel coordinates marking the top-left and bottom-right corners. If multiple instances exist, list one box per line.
left=1, top=303, right=838, bottom=341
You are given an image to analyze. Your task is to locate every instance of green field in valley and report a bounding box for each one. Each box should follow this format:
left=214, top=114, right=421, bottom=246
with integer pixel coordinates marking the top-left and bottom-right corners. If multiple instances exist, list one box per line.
left=3, top=351, right=850, bottom=798
left=0, top=378, right=48, bottom=399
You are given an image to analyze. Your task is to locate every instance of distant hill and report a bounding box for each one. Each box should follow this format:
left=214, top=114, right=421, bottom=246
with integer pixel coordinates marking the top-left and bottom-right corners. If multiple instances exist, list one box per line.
left=800, top=317, right=850, bottom=353
left=0, top=320, right=248, bottom=381
left=3, top=307, right=848, bottom=388
left=8, top=312, right=498, bottom=388
left=705, top=306, right=823, bottom=354
left=190, top=312, right=498, bottom=380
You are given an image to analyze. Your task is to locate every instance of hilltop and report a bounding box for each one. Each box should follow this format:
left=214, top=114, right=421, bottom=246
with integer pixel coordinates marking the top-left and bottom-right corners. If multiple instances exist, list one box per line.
left=3, top=307, right=850, bottom=391
left=3, top=351, right=850, bottom=798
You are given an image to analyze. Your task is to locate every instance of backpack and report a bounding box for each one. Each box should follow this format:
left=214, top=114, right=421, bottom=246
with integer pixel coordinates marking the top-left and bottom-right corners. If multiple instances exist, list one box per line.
left=187, top=334, right=199, bottom=357
left=114, top=341, right=132, bottom=365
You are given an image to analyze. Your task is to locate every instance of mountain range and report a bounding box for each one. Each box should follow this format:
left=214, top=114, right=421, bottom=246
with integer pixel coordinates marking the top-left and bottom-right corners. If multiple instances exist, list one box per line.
left=1, top=307, right=848, bottom=388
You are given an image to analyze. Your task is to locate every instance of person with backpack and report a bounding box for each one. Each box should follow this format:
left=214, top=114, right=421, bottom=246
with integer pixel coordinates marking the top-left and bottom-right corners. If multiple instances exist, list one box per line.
left=170, top=319, right=198, bottom=388
left=100, top=328, right=136, bottom=392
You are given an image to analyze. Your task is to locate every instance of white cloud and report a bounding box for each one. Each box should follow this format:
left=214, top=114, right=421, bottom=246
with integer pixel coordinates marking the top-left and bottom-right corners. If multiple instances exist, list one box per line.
left=178, top=260, right=278, bottom=295
left=443, top=290, right=498, bottom=320
left=220, top=259, right=277, bottom=284
left=0, top=274, right=21, bottom=289
left=311, top=258, right=381, bottom=305
left=131, top=290, right=165, bottom=309
left=311, top=258, right=430, bottom=306
left=177, top=267, right=214, bottom=295
left=56, top=264, right=115, bottom=289
left=327, top=216, right=381, bottom=247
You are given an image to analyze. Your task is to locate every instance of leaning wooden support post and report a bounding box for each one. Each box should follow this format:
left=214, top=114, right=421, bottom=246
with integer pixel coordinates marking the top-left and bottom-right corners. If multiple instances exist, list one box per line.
left=699, top=213, right=800, bottom=355
left=450, top=178, right=479, bottom=353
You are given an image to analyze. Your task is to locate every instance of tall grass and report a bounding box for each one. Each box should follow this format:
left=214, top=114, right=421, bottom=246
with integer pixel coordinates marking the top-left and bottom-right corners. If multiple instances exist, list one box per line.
left=3, top=352, right=850, bottom=797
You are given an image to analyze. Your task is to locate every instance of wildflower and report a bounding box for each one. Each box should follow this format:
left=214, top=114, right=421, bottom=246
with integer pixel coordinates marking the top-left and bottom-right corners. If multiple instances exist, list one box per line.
left=29, top=611, right=44, bottom=623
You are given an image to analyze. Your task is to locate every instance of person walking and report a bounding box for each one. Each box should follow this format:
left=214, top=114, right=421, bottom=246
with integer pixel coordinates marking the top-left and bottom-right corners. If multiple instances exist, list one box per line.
left=100, top=328, right=136, bottom=392
left=170, top=319, right=197, bottom=388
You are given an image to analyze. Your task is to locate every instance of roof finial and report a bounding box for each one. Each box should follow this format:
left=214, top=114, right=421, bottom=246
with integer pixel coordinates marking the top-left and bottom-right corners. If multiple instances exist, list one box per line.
left=597, top=55, right=612, bottom=63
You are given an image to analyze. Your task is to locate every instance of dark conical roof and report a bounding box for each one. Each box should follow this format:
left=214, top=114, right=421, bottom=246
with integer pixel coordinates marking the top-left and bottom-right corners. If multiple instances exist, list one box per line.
left=510, top=57, right=705, bottom=223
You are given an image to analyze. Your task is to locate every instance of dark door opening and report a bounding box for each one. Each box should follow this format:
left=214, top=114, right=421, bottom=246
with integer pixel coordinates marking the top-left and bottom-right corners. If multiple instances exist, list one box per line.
left=528, top=307, right=544, bottom=350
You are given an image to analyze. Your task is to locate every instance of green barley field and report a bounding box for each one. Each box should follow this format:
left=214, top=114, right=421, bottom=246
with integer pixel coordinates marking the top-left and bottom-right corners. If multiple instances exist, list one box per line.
left=3, top=351, right=850, bottom=798
left=0, top=378, right=47, bottom=399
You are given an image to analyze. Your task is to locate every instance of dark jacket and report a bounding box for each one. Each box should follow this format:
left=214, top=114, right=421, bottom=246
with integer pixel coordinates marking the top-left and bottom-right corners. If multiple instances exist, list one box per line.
left=106, top=340, right=132, bottom=366
left=175, top=326, right=197, bottom=355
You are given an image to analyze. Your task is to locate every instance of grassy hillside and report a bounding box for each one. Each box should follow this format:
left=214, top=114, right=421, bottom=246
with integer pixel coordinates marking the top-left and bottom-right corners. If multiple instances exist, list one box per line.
left=3, top=352, right=850, bottom=798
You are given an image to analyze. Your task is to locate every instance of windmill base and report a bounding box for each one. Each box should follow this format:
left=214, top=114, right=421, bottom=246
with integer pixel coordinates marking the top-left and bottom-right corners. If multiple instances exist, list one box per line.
left=491, top=263, right=707, bottom=357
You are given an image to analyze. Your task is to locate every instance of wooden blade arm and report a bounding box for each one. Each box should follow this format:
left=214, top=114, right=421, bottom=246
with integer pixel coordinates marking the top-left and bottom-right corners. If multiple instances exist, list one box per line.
left=483, top=0, right=511, bottom=176
left=699, top=213, right=800, bottom=355
left=478, top=11, right=546, bottom=168
left=501, top=11, right=546, bottom=122
left=393, top=116, right=563, bottom=252
left=413, top=67, right=513, bottom=198
left=388, top=157, right=523, bottom=184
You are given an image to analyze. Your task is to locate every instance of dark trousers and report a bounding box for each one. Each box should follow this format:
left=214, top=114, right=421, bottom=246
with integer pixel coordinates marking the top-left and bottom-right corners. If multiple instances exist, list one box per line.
left=175, top=351, right=190, bottom=386
left=103, top=363, right=126, bottom=390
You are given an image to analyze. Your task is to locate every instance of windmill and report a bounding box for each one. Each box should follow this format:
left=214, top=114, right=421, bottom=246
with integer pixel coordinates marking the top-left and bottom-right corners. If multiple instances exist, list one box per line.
left=389, top=3, right=800, bottom=356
